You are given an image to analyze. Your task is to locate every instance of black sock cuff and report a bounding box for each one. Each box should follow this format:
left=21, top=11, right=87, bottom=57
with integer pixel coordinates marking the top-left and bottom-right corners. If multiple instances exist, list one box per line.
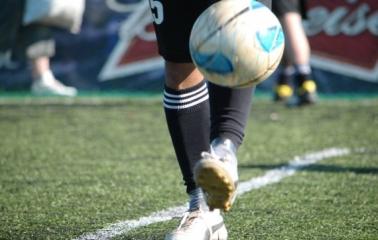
left=164, top=80, right=207, bottom=94
left=163, top=81, right=209, bottom=113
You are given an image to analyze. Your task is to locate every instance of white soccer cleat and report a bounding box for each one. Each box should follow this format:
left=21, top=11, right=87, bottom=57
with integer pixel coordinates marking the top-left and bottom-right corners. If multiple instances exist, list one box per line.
left=194, top=138, right=238, bottom=212
left=165, top=209, right=227, bottom=240
left=31, top=70, right=77, bottom=97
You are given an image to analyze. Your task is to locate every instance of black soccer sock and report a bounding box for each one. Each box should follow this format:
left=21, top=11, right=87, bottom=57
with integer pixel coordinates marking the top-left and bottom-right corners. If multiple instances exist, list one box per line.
left=208, top=82, right=254, bottom=149
left=295, top=64, right=313, bottom=86
left=163, top=81, right=210, bottom=194
left=278, top=66, right=295, bottom=85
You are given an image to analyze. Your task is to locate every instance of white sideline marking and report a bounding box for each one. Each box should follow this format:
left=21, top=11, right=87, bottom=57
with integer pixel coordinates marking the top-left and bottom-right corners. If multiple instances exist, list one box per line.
left=74, top=148, right=350, bottom=240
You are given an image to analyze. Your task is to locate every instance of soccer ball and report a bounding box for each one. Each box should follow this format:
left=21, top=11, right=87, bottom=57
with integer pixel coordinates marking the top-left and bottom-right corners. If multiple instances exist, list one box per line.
left=189, top=0, right=285, bottom=88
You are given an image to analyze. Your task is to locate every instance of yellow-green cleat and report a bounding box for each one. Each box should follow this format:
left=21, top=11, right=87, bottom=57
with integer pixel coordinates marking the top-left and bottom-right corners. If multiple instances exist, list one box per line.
left=297, top=80, right=317, bottom=105
left=273, top=83, right=294, bottom=102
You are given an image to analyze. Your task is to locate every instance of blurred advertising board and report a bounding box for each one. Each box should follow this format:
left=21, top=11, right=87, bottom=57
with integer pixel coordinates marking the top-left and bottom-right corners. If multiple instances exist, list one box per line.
left=0, top=0, right=377, bottom=93
left=304, top=0, right=378, bottom=93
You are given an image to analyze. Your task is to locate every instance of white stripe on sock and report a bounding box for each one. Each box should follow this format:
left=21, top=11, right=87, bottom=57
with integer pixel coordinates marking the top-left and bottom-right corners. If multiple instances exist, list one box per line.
left=164, top=88, right=208, bottom=104
left=164, top=95, right=209, bottom=110
left=164, top=84, right=207, bottom=99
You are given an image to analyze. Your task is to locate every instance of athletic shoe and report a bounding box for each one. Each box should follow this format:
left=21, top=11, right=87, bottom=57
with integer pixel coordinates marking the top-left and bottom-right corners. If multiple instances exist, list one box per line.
left=194, top=138, right=238, bottom=212
left=297, top=79, right=317, bottom=105
left=31, top=71, right=77, bottom=97
left=165, top=209, right=227, bottom=240
left=273, top=83, right=293, bottom=102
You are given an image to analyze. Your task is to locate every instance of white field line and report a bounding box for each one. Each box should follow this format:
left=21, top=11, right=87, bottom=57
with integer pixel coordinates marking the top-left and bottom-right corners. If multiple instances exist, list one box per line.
left=74, top=147, right=350, bottom=240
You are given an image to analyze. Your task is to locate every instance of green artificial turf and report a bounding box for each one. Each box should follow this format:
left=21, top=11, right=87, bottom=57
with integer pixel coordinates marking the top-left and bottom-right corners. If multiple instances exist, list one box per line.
left=0, top=96, right=377, bottom=239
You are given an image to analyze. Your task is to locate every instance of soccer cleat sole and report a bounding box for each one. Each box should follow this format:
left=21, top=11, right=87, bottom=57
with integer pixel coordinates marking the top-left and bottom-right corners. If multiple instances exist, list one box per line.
left=194, top=160, right=236, bottom=212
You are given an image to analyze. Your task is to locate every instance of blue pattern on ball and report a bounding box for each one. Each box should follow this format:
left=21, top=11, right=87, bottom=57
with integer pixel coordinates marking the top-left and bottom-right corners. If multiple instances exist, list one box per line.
left=250, top=0, right=264, bottom=9
left=191, top=51, right=234, bottom=74
left=250, top=0, right=285, bottom=53
left=256, top=27, right=285, bottom=53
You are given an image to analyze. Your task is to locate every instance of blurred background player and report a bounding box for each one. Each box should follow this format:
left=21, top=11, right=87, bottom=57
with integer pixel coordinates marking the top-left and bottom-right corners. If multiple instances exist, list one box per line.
left=0, top=0, right=77, bottom=97
left=149, top=0, right=272, bottom=239
left=272, top=0, right=317, bottom=105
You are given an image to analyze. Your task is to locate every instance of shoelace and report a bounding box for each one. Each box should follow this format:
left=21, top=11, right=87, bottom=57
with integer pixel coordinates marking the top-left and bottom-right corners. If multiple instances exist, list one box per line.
left=179, top=210, right=201, bottom=230
left=178, top=210, right=215, bottom=239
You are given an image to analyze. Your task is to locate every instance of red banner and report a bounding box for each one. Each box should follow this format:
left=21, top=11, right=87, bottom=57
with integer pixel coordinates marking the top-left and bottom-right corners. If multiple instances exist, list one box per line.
left=306, top=0, right=378, bottom=82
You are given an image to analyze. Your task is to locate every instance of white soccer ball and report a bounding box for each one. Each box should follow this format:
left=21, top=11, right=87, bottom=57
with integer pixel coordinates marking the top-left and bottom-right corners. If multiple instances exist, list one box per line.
left=189, top=0, right=285, bottom=88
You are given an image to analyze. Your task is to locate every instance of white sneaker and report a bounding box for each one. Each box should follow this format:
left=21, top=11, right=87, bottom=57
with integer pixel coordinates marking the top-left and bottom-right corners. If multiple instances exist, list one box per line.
left=31, top=71, right=77, bottom=97
left=165, top=209, right=227, bottom=240
left=194, top=138, right=238, bottom=212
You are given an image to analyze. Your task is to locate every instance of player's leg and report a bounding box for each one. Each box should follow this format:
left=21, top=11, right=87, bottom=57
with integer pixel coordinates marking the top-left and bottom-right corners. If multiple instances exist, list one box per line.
left=155, top=0, right=214, bottom=198
left=273, top=49, right=295, bottom=102
left=164, top=61, right=210, bottom=197
left=282, top=11, right=317, bottom=104
left=151, top=0, right=228, bottom=239
left=19, top=25, right=78, bottom=97
left=1, top=0, right=77, bottom=97
left=273, top=0, right=317, bottom=104
left=194, top=83, right=253, bottom=211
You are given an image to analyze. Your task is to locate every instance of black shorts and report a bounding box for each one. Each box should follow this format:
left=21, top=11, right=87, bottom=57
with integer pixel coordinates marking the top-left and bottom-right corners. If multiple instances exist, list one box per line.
left=150, top=0, right=272, bottom=63
left=272, top=0, right=307, bottom=18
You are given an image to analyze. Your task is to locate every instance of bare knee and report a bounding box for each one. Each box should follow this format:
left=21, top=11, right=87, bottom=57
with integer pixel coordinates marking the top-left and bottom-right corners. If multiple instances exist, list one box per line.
left=165, top=61, right=205, bottom=90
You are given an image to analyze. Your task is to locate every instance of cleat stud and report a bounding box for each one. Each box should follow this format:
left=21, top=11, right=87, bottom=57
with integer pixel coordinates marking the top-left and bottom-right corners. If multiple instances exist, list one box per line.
left=225, top=204, right=232, bottom=211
